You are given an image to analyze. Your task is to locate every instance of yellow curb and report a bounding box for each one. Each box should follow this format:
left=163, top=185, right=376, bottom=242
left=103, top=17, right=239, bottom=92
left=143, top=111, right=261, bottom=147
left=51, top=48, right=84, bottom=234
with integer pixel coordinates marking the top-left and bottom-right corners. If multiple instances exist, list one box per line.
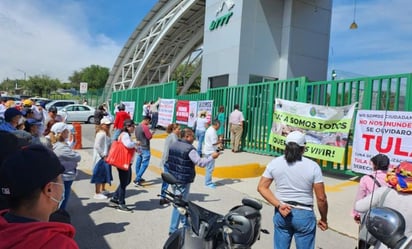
left=325, top=180, right=358, bottom=192
left=150, top=148, right=265, bottom=178
left=153, top=133, right=168, bottom=139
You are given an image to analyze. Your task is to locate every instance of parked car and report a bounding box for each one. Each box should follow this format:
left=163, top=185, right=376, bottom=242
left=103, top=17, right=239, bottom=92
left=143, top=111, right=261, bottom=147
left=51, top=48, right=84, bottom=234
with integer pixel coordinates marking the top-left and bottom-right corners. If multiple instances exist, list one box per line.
left=45, top=100, right=77, bottom=111
left=30, top=97, right=52, bottom=105
left=58, top=104, right=96, bottom=123
left=1, top=96, right=21, bottom=106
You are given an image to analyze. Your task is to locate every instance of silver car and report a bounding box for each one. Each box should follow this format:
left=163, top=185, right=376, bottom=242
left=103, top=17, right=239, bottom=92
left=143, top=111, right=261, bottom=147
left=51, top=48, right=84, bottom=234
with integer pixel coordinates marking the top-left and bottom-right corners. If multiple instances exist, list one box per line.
left=58, top=104, right=96, bottom=123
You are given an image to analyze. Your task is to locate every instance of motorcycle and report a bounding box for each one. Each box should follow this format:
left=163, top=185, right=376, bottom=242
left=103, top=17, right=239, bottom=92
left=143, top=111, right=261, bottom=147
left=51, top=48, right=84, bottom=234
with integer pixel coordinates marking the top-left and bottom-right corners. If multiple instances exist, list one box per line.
left=161, top=172, right=268, bottom=249
left=366, top=207, right=412, bottom=249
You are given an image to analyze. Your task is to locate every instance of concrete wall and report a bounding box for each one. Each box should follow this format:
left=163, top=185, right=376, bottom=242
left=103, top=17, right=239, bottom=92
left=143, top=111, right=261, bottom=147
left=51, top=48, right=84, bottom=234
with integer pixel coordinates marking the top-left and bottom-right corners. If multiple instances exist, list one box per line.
left=201, top=0, right=332, bottom=91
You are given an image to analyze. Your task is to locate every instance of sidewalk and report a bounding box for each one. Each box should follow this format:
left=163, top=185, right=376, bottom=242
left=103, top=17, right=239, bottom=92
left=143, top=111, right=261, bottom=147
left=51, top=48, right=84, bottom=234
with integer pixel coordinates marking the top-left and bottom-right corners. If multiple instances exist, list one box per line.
left=69, top=125, right=359, bottom=248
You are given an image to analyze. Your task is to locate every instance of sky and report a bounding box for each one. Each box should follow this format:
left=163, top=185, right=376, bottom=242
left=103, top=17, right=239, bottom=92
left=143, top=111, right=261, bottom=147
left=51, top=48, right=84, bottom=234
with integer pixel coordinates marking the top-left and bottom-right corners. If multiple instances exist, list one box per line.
left=0, top=0, right=411, bottom=82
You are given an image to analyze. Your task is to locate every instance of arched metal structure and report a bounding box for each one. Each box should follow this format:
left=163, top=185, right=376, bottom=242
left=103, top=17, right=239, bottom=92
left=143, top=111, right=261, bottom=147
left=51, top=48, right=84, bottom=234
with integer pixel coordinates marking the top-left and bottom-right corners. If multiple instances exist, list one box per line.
left=103, top=0, right=205, bottom=100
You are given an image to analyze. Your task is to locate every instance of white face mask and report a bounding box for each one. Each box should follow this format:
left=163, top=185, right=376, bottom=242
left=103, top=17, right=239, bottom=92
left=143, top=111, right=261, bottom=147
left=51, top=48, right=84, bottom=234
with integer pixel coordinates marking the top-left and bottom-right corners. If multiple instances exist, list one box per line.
left=49, top=182, right=65, bottom=209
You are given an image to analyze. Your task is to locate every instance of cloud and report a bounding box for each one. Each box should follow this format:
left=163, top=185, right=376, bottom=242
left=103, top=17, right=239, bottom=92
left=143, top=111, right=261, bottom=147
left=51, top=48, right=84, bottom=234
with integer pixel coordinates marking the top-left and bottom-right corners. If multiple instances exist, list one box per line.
left=0, top=0, right=121, bottom=82
left=329, top=0, right=412, bottom=77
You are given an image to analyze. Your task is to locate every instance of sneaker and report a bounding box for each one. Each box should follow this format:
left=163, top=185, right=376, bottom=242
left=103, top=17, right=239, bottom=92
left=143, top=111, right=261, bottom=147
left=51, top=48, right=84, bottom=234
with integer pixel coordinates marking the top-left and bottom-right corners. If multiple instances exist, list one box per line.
left=109, top=198, right=120, bottom=207
left=159, top=198, right=170, bottom=205
left=205, top=183, right=216, bottom=189
left=117, top=205, right=134, bottom=213
left=133, top=180, right=143, bottom=187
left=101, top=190, right=110, bottom=196
left=94, top=193, right=108, bottom=200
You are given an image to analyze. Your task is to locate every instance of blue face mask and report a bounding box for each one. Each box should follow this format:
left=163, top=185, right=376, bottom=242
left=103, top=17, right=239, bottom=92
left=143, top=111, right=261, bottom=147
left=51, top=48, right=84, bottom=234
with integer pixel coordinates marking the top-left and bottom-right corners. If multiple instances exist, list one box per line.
left=49, top=182, right=65, bottom=209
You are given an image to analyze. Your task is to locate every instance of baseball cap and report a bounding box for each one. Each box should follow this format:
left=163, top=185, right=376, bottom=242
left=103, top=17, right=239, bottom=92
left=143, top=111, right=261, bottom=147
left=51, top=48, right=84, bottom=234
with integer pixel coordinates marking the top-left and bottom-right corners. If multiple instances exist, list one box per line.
left=23, top=99, right=33, bottom=107
left=285, top=131, right=306, bottom=147
left=51, top=122, right=69, bottom=134
left=0, top=131, right=18, bottom=165
left=100, top=117, right=112, bottom=125
left=4, top=108, right=23, bottom=122
left=0, top=145, right=65, bottom=198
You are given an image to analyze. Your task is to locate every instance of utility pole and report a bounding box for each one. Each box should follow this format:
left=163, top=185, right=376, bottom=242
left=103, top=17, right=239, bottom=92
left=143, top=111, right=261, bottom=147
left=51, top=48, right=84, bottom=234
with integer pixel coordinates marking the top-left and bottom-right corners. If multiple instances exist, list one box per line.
left=331, top=70, right=337, bottom=80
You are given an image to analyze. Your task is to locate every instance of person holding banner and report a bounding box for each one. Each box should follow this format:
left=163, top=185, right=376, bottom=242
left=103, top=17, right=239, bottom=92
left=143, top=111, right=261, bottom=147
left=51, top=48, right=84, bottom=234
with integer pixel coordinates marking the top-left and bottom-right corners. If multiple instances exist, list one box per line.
left=257, top=131, right=328, bottom=249
left=229, top=104, right=244, bottom=153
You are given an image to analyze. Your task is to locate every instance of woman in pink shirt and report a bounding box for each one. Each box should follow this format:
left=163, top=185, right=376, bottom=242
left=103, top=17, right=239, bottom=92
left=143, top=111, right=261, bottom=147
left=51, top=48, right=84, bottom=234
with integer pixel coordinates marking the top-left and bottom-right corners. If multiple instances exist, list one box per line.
left=352, top=154, right=390, bottom=221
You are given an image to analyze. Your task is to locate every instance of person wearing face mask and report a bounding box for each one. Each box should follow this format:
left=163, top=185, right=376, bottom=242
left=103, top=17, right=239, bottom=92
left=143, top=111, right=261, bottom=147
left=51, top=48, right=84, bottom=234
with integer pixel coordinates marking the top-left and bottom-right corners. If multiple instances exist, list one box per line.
left=50, top=122, right=81, bottom=211
left=0, top=145, right=79, bottom=249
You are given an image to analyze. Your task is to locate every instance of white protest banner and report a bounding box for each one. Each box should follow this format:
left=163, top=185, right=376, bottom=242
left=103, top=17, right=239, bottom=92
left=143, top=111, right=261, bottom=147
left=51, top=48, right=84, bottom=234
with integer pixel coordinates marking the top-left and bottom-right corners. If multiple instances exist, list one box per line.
left=269, top=98, right=356, bottom=163
left=158, top=99, right=176, bottom=127
left=197, top=100, right=213, bottom=122
left=121, top=101, right=135, bottom=121
left=188, top=101, right=198, bottom=128
left=351, top=110, right=412, bottom=174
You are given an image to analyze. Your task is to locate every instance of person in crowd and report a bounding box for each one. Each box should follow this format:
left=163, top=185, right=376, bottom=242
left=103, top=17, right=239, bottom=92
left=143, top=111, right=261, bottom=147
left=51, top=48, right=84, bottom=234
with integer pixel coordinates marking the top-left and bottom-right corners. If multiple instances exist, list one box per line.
left=149, top=97, right=161, bottom=129
left=112, top=103, right=131, bottom=141
left=109, top=119, right=137, bottom=213
left=167, top=128, right=220, bottom=234
left=24, top=119, right=43, bottom=145
left=0, top=97, right=6, bottom=119
left=229, top=104, right=244, bottom=153
left=43, top=106, right=58, bottom=136
left=142, top=101, right=150, bottom=120
left=0, top=108, right=23, bottom=132
left=159, top=123, right=180, bottom=205
left=91, top=117, right=113, bottom=200
left=0, top=145, right=79, bottom=249
left=36, top=101, right=48, bottom=135
left=203, top=119, right=222, bottom=189
left=355, top=161, right=412, bottom=249
left=0, top=131, right=19, bottom=211
left=133, top=115, right=153, bottom=186
left=194, top=111, right=209, bottom=156
left=50, top=122, right=81, bottom=211
left=257, top=131, right=328, bottom=249
left=94, top=105, right=108, bottom=133
left=216, top=105, right=225, bottom=150
left=352, top=154, right=390, bottom=221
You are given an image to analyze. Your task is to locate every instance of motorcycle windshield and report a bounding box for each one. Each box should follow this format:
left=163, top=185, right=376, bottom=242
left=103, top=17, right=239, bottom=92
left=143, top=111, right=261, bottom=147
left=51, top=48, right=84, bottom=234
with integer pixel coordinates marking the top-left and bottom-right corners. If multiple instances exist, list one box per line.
left=187, top=201, right=223, bottom=238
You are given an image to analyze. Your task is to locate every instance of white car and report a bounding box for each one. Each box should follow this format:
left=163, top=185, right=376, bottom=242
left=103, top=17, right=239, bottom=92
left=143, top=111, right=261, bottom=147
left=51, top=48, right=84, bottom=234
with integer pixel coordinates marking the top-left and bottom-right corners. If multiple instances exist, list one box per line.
left=58, top=104, right=96, bottom=123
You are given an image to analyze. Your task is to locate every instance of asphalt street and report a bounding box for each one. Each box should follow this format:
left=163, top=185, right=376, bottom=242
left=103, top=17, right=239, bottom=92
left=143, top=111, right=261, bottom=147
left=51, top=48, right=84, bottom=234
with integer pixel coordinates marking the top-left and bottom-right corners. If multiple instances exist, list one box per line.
left=67, top=124, right=358, bottom=249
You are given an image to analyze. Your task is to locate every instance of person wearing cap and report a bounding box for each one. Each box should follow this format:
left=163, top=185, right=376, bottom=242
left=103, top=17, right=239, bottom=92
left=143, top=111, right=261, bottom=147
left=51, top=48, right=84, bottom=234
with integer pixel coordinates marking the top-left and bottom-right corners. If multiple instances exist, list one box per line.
left=0, top=108, right=23, bottom=132
left=91, top=117, right=113, bottom=200
left=0, top=145, right=79, bottom=249
left=24, top=118, right=43, bottom=145
left=109, top=119, right=137, bottom=213
left=257, top=131, right=328, bottom=249
left=352, top=154, right=390, bottom=248
left=0, top=131, right=19, bottom=210
left=43, top=106, right=58, bottom=136
left=355, top=161, right=412, bottom=249
left=94, top=104, right=108, bottom=134
left=50, top=122, right=81, bottom=211
left=112, top=103, right=131, bottom=141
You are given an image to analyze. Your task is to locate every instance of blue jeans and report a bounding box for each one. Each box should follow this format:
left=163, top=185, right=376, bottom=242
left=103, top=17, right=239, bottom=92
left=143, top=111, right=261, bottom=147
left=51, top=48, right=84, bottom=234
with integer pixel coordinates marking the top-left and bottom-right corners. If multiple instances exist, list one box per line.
left=113, top=167, right=132, bottom=205
left=134, top=149, right=151, bottom=182
left=60, top=180, right=73, bottom=210
left=160, top=164, right=169, bottom=198
left=273, top=208, right=316, bottom=249
left=195, top=130, right=205, bottom=155
left=112, top=128, right=121, bottom=141
left=204, top=155, right=215, bottom=186
left=169, top=183, right=190, bottom=234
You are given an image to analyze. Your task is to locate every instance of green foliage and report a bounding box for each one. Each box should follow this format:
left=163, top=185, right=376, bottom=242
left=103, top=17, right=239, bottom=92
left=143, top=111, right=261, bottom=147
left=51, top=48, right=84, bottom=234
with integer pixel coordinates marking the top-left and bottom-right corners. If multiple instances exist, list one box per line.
left=24, top=75, right=61, bottom=96
left=68, top=64, right=109, bottom=90
left=171, top=61, right=201, bottom=94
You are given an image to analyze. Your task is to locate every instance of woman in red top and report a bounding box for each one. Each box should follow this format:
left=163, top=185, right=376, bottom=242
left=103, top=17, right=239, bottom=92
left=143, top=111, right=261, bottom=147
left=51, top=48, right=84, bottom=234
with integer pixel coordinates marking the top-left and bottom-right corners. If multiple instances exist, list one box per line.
left=112, top=103, right=131, bottom=141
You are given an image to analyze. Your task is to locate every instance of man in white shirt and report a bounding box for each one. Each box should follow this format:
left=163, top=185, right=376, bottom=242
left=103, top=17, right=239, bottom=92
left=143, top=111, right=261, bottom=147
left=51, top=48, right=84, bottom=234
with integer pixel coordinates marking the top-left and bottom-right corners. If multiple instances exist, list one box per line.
left=203, top=120, right=222, bottom=189
left=229, top=104, right=244, bottom=152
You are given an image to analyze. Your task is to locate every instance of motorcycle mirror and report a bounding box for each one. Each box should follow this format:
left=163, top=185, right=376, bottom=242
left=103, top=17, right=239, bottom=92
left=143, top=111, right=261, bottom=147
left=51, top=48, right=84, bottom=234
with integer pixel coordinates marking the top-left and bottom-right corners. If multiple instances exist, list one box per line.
left=242, top=198, right=262, bottom=210
left=161, top=172, right=178, bottom=185
left=366, top=207, right=407, bottom=248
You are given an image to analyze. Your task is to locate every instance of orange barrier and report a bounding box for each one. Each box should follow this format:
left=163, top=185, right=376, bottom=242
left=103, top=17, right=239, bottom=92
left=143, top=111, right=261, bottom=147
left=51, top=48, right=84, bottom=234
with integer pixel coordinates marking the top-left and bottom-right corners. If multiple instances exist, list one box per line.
left=72, top=122, right=82, bottom=149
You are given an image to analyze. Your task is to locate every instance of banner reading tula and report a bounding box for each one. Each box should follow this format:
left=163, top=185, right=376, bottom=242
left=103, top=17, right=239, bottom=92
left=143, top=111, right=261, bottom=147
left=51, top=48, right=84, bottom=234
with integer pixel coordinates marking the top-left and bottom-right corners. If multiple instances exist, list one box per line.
left=352, top=110, right=412, bottom=174
left=269, top=99, right=356, bottom=163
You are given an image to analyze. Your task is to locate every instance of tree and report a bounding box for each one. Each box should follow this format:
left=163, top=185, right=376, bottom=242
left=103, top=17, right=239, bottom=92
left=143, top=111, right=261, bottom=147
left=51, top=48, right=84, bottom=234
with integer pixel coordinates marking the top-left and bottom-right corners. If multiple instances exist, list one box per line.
left=172, top=60, right=201, bottom=94
left=69, top=65, right=109, bottom=90
left=24, top=75, right=61, bottom=96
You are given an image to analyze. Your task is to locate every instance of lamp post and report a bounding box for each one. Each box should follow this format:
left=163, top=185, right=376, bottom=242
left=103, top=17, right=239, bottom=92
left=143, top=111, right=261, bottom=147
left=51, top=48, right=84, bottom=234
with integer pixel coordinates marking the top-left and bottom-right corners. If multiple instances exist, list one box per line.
left=332, top=70, right=337, bottom=80
left=16, top=69, right=26, bottom=91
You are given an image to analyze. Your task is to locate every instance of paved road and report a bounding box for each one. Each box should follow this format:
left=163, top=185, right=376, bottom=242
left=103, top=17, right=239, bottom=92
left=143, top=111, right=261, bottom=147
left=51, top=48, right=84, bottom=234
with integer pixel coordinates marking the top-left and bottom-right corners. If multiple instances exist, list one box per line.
left=68, top=124, right=358, bottom=249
